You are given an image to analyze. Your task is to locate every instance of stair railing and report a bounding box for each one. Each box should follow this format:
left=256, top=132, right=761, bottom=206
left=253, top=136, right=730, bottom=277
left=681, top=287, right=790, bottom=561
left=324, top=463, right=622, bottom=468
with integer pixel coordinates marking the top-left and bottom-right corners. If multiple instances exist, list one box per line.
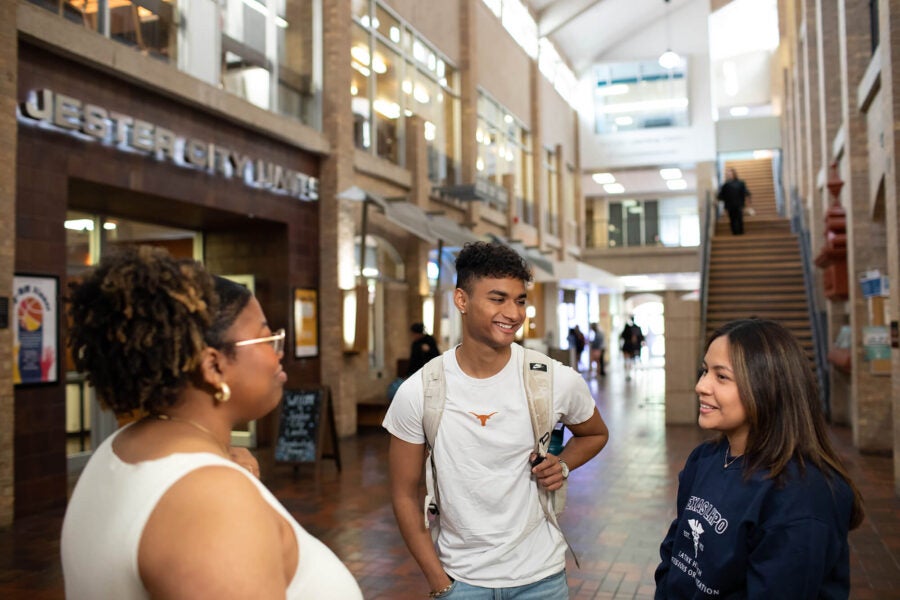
left=698, top=189, right=715, bottom=372
left=790, top=188, right=830, bottom=417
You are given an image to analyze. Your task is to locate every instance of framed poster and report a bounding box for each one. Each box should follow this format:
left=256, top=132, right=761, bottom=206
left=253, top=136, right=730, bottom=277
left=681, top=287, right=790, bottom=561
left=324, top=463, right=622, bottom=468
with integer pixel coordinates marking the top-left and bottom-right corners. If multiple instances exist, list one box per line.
left=293, top=288, right=318, bottom=358
left=13, top=274, right=59, bottom=386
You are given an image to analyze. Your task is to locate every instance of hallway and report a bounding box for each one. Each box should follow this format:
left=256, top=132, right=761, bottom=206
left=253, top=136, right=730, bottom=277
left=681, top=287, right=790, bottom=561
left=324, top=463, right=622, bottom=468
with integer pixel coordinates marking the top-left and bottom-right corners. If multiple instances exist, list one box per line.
left=1, top=363, right=899, bottom=598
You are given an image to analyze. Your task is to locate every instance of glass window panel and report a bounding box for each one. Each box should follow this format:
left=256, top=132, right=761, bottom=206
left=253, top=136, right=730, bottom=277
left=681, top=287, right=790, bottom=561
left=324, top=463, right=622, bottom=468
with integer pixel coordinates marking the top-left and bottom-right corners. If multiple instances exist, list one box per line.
left=351, top=24, right=372, bottom=150
left=278, top=0, right=316, bottom=124
left=608, top=203, right=623, bottom=247
left=594, top=59, right=689, bottom=133
left=375, top=4, right=401, bottom=46
left=352, top=0, right=371, bottom=24
left=374, top=41, right=401, bottom=163
left=644, top=200, right=659, bottom=245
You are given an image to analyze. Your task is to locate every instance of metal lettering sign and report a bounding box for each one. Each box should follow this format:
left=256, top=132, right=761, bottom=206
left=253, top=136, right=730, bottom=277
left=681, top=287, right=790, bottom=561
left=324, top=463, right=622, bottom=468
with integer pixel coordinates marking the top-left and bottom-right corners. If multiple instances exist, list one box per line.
left=18, top=88, right=319, bottom=202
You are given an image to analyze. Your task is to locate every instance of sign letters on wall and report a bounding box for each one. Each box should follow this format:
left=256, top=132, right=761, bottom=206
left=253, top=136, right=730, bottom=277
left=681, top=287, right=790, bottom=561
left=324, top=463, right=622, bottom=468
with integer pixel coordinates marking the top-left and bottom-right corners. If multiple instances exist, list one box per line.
left=19, top=89, right=319, bottom=201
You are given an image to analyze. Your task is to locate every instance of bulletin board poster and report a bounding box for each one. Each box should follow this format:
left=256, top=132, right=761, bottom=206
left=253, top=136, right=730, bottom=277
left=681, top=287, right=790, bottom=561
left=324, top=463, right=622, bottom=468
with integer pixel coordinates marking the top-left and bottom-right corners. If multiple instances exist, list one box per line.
left=293, top=288, right=318, bottom=358
left=13, top=274, right=58, bottom=385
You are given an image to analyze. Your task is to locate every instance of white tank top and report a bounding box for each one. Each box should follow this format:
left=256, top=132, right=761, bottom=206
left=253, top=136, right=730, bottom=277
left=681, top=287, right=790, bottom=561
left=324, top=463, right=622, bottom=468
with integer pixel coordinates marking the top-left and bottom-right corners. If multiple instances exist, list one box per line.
left=61, top=427, right=362, bottom=599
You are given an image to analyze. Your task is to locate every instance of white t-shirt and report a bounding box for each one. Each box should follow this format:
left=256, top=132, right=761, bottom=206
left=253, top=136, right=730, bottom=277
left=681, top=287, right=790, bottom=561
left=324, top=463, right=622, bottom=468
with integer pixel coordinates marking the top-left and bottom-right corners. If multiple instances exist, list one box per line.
left=61, top=426, right=363, bottom=600
left=383, top=343, right=596, bottom=587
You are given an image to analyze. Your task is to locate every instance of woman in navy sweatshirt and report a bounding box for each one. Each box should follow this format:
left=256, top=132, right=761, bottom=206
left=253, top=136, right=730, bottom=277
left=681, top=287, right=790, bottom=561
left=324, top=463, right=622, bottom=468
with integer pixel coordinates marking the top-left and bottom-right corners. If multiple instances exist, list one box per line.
left=655, top=319, right=864, bottom=599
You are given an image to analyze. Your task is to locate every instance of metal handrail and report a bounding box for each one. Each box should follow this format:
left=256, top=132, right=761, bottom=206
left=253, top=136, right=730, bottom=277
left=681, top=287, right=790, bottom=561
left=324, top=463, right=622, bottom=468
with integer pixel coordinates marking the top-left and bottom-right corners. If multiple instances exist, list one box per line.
left=790, top=187, right=830, bottom=417
left=698, top=189, right=714, bottom=373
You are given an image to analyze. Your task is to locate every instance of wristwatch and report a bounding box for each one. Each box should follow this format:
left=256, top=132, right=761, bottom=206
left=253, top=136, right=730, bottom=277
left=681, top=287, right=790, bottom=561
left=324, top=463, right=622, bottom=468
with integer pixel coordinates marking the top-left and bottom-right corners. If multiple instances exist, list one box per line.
left=558, top=459, right=570, bottom=479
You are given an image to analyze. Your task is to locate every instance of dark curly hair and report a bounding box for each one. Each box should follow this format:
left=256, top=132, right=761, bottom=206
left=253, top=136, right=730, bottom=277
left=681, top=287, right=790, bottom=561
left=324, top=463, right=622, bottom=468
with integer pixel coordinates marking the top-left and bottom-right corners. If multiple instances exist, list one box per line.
left=67, top=246, right=217, bottom=415
left=455, top=242, right=533, bottom=293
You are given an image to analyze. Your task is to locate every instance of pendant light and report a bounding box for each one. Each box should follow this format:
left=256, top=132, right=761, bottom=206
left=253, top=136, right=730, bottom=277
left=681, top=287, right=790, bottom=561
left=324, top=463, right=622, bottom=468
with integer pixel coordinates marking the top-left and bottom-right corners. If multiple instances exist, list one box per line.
left=658, top=0, right=682, bottom=69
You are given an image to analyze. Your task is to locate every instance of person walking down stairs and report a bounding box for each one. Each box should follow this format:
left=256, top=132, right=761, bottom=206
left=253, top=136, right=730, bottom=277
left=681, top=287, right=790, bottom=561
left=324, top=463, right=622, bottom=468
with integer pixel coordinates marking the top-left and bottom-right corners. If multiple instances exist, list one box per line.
left=718, top=168, right=752, bottom=235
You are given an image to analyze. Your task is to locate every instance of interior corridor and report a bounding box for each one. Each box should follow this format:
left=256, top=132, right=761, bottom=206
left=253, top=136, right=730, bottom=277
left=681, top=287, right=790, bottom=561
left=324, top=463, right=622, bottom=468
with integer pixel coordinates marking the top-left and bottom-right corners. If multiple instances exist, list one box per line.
left=1, top=361, right=899, bottom=599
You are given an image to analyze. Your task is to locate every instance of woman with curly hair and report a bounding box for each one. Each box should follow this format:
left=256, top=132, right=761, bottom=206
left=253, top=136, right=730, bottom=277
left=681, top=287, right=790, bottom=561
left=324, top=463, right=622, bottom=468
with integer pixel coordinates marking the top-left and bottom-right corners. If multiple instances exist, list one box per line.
left=60, top=246, right=362, bottom=599
left=655, top=319, right=864, bottom=598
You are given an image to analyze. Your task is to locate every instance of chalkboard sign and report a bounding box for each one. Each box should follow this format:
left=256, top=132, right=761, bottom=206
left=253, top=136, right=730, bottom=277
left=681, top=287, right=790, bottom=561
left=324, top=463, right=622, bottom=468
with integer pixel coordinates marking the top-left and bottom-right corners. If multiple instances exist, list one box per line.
left=274, top=387, right=341, bottom=470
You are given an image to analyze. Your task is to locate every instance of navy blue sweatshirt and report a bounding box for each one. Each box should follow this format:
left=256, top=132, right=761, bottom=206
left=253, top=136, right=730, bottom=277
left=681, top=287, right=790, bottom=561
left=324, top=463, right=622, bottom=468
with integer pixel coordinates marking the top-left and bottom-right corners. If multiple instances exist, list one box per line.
left=655, top=440, right=854, bottom=599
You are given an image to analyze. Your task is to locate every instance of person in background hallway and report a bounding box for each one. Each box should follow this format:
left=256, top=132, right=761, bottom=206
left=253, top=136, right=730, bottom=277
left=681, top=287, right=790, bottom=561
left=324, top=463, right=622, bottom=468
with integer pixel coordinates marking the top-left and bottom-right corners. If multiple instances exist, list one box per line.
left=655, top=319, right=864, bottom=599
left=384, top=241, right=609, bottom=598
left=620, top=317, right=644, bottom=381
left=717, top=167, right=752, bottom=235
left=407, top=322, right=441, bottom=376
left=573, top=325, right=586, bottom=372
left=589, top=322, right=606, bottom=377
left=61, top=246, right=362, bottom=600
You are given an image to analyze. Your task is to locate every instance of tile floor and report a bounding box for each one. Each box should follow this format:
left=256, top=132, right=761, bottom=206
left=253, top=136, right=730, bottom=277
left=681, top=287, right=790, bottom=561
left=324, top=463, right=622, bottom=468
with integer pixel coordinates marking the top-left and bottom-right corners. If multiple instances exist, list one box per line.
left=1, top=363, right=899, bottom=598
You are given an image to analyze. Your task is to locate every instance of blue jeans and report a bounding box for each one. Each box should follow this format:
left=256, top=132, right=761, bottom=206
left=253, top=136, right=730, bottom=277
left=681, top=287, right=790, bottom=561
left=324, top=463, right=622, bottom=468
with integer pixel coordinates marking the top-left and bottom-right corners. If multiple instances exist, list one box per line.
left=441, top=570, right=568, bottom=599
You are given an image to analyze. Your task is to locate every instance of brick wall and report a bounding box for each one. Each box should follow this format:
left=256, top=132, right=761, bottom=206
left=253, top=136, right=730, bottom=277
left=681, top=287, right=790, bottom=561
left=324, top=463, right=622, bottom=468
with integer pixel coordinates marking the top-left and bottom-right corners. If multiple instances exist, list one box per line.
left=13, top=42, right=321, bottom=516
left=0, top=0, right=17, bottom=527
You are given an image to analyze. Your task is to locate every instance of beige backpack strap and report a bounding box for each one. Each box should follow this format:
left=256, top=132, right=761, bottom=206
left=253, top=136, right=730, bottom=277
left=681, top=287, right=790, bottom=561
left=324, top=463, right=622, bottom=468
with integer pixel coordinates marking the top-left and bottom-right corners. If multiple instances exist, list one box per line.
left=421, top=355, right=445, bottom=537
left=523, top=348, right=579, bottom=567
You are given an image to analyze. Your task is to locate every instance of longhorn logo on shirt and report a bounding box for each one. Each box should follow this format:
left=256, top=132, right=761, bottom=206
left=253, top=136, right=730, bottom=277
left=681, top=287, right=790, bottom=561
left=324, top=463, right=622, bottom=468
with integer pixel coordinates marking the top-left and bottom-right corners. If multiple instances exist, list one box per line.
left=469, top=411, right=498, bottom=426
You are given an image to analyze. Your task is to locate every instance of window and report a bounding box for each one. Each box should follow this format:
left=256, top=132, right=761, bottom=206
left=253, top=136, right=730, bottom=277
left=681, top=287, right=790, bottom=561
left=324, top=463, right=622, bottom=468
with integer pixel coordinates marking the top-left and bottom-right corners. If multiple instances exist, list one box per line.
left=352, top=1, right=459, bottom=171
left=29, top=0, right=321, bottom=128
left=481, top=0, right=538, bottom=59
left=593, top=60, right=689, bottom=134
left=221, top=0, right=320, bottom=125
left=606, top=198, right=699, bottom=248
left=476, top=92, right=532, bottom=219
left=29, top=0, right=177, bottom=61
left=544, top=148, right=559, bottom=237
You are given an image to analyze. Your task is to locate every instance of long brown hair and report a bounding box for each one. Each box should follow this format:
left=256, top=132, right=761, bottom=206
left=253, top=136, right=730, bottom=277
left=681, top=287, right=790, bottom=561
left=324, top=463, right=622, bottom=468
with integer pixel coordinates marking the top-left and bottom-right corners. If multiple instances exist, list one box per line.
left=708, top=319, right=864, bottom=529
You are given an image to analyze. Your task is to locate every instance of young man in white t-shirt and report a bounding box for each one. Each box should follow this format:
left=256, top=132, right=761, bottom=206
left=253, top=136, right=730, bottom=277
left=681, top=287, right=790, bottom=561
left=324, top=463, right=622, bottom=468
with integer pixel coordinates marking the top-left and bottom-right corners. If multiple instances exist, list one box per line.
left=383, top=242, right=609, bottom=598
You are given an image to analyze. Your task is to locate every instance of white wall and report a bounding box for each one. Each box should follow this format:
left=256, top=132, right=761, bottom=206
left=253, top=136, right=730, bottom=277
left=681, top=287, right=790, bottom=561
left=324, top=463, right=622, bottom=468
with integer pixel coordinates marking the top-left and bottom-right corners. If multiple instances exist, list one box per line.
left=577, top=0, right=715, bottom=170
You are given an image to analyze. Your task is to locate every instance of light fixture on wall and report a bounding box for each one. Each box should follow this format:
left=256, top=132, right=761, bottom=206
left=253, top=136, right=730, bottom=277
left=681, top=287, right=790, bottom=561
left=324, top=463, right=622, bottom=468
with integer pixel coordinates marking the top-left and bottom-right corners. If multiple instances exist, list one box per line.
left=658, top=0, right=682, bottom=70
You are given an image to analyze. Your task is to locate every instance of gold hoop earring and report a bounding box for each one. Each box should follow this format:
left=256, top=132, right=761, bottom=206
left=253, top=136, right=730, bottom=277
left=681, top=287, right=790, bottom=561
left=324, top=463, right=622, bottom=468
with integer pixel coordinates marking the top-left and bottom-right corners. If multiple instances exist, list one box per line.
left=214, top=382, right=231, bottom=403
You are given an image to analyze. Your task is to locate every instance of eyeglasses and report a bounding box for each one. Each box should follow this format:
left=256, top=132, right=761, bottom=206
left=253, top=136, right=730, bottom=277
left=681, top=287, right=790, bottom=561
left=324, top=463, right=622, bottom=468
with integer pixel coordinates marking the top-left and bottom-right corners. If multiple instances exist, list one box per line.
left=233, top=328, right=286, bottom=355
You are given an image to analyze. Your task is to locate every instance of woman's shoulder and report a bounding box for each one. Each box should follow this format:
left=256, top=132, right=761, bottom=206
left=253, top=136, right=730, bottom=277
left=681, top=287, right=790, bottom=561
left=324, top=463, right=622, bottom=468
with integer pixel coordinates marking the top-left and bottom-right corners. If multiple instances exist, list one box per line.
left=761, top=458, right=855, bottom=523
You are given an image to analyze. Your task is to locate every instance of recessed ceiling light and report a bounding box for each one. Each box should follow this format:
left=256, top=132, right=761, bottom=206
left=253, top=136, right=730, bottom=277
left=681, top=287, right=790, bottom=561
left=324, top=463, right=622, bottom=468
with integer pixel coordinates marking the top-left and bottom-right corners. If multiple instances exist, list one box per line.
left=604, top=183, right=625, bottom=194
left=592, top=172, right=616, bottom=184
left=666, top=179, right=688, bottom=190
left=659, top=168, right=682, bottom=180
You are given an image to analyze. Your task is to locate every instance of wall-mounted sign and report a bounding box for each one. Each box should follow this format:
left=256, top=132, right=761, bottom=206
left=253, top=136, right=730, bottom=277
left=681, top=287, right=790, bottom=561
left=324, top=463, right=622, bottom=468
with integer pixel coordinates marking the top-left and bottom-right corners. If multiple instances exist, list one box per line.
left=293, top=288, right=318, bottom=358
left=13, top=274, right=59, bottom=386
left=18, top=89, right=319, bottom=201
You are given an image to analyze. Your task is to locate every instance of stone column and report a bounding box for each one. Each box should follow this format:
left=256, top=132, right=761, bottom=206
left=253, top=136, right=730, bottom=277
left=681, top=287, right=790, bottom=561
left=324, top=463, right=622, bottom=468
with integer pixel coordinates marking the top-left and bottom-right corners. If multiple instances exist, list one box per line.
left=664, top=290, right=700, bottom=425
left=319, top=0, right=362, bottom=436
left=816, top=0, right=850, bottom=424
left=0, top=0, right=17, bottom=526
left=838, top=0, right=891, bottom=452
left=875, top=0, right=900, bottom=492
left=405, top=115, right=433, bottom=336
left=459, top=0, right=479, bottom=229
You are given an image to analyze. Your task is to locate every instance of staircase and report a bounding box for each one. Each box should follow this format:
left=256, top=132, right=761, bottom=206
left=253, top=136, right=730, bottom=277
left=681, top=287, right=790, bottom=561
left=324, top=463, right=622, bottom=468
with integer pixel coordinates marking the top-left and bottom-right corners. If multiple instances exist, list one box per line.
left=705, top=159, right=814, bottom=362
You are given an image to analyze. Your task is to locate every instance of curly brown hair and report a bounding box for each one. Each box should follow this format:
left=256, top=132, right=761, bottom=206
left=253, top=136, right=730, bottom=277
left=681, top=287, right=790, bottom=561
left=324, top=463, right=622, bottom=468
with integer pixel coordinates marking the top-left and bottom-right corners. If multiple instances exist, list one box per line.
left=67, top=246, right=217, bottom=415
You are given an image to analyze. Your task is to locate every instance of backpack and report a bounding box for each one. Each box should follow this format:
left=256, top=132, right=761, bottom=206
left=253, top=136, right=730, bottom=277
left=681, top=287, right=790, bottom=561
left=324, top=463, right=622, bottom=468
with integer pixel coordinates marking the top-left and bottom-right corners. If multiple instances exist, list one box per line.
left=420, top=347, right=579, bottom=565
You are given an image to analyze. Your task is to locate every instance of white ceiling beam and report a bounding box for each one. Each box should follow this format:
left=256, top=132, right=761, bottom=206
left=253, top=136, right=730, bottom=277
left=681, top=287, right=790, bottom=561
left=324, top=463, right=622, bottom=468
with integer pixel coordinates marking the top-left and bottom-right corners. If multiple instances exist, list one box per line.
left=538, top=0, right=607, bottom=37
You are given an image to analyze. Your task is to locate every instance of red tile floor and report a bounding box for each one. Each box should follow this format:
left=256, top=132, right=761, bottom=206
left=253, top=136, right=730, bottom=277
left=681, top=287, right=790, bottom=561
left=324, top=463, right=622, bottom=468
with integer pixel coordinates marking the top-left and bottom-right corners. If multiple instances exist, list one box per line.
left=1, top=363, right=899, bottom=598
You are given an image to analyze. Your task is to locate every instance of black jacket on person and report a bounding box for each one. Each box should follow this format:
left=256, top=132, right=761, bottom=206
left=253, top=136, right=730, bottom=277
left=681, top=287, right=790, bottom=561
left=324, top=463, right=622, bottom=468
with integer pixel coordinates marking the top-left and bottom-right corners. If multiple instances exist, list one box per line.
left=407, top=334, right=440, bottom=376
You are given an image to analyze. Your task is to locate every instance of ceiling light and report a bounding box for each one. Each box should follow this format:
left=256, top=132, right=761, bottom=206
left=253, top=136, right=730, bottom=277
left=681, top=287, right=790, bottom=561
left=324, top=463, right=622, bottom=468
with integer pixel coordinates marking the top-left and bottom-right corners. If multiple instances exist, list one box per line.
left=666, top=179, right=688, bottom=190
left=592, top=172, right=616, bottom=184
left=603, top=183, right=625, bottom=194
left=659, top=168, right=682, bottom=180
left=658, top=0, right=682, bottom=70
left=658, top=50, right=682, bottom=70
left=614, top=116, right=634, bottom=126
